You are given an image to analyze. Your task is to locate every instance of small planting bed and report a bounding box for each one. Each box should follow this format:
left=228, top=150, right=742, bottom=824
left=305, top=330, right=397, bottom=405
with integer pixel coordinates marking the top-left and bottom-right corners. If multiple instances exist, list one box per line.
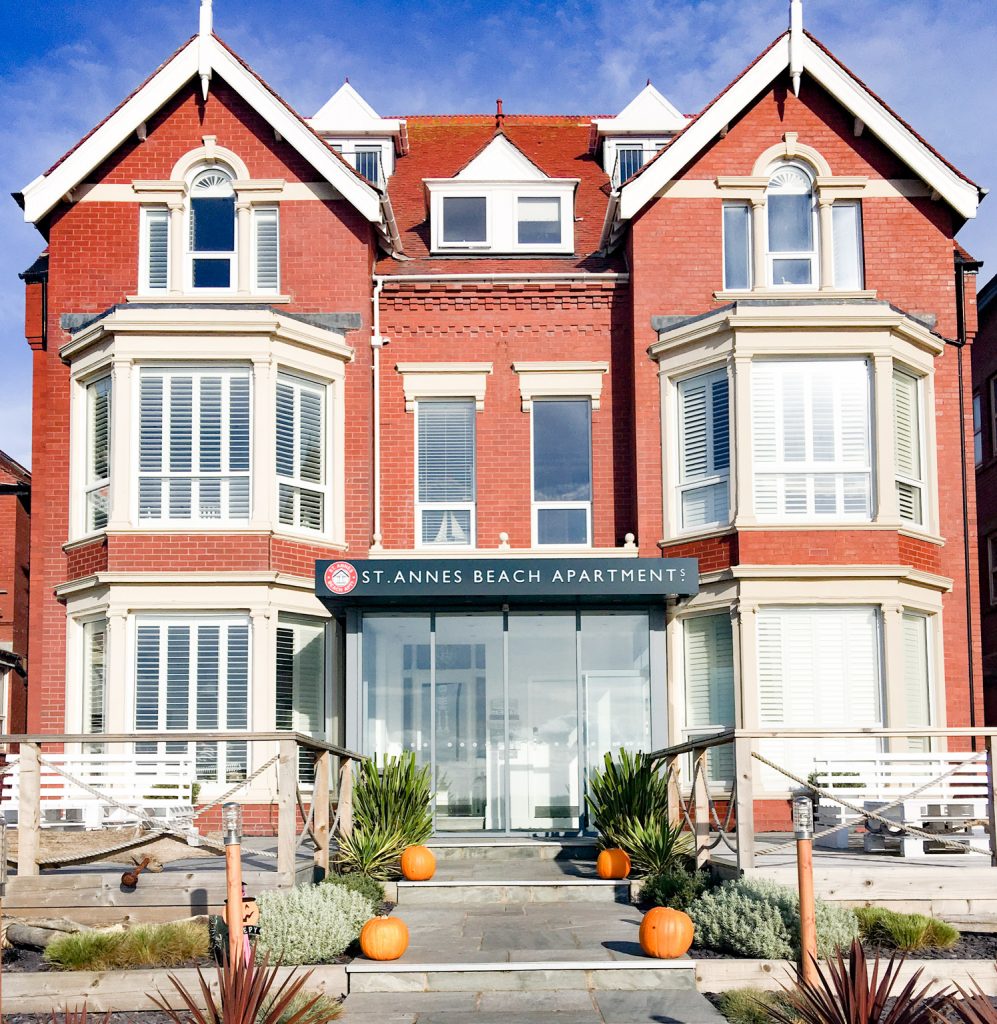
left=690, top=932, right=997, bottom=960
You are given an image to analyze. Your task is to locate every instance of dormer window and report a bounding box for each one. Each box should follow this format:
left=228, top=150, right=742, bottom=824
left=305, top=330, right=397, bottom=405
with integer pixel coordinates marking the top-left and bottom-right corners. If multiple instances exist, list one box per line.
left=189, top=168, right=236, bottom=290
left=427, top=134, right=577, bottom=255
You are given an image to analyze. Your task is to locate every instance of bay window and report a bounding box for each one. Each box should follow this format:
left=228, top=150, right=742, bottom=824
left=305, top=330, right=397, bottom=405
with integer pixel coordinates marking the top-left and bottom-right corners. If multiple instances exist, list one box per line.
left=752, top=359, right=871, bottom=519
left=135, top=616, right=250, bottom=782
left=677, top=368, right=730, bottom=531
left=138, top=367, right=251, bottom=524
left=893, top=368, right=924, bottom=526
left=532, top=398, right=592, bottom=546
left=683, top=614, right=735, bottom=781
left=276, top=373, right=329, bottom=533
left=276, top=614, right=327, bottom=782
left=416, top=400, right=476, bottom=547
left=85, top=375, right=112, bottom=531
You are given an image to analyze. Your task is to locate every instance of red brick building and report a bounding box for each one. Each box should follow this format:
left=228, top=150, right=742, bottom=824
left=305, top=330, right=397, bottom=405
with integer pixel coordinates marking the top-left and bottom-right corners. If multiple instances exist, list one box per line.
left=0, top=451, right=30, bottom=736
left=14, top=0, right=986, bottom=830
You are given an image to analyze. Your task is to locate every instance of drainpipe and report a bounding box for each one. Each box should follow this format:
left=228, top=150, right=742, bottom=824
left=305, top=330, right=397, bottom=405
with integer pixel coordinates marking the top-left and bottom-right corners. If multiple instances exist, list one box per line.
left=370, top=276, right=386, bottom=551
left=951, top=254, right=982, bottom=735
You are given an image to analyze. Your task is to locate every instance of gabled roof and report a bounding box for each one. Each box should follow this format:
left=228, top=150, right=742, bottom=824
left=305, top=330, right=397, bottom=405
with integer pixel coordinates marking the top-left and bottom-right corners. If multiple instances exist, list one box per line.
left=17, top=32, right=385, bottom=228
left=448, top=132, right=552, bottom=182
left=308, top=81, right=405, bottom=141
left=613, top=29, right=984, bottom=235
left=592, top=83, right=689, bottom=135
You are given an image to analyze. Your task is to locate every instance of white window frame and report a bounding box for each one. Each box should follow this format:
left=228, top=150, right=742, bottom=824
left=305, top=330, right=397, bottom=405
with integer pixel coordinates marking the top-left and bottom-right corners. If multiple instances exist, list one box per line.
left=139, top=205, right=170, bottom=293
left=438, top=194, right=490, bottom=250
left=893, top=367, right=926, bottom=527
left=751, top=358, right=873, bottom=522
left=82, top=617, right=108, bottom=744
left=185, top=166, right=237, bottom=294
left=831, top=199, right=865, bottom=289
left=276, top=370, right=331, bottom=536
left=516, top=195, right=563, bottom=248
left=132, top=613, right=251, bottom=784
left=681, top=611, right=736, bottom=785
left=134, top=364, right=253, bottom=527
left=251, top=205, right=280, bottom=294
left=414, top=399, right=477, bottom=549
left=765, top=161, right=819, bottom=289
left=530, top=397, right=593, bottom=548
left=275, top=613, right=329, bottom=784
left=602, top=137, right=668, bottom=184
left=675, top=367, right=731, bottom=533
left=721, top=201, right=752, bottom=291
left=901, top=610, right=935, bottom=751
left=85, top=374, right=112, bottom=533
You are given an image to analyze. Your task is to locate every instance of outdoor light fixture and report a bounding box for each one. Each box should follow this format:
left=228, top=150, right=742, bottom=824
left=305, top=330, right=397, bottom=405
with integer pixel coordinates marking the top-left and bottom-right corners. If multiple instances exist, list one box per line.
left=222, top=802, right=243, bottom=846
left=792, top=794, right=814, bottom=840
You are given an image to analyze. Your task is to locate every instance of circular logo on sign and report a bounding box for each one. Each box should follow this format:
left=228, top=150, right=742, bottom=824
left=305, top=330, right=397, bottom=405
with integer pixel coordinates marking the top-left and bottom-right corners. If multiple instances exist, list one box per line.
left=324, top=561, right=359, bottom=595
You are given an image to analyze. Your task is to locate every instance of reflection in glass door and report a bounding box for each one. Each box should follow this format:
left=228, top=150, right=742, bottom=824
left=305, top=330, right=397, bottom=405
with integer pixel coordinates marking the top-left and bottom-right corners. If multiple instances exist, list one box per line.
left=360, top=609, right=653, bottom=833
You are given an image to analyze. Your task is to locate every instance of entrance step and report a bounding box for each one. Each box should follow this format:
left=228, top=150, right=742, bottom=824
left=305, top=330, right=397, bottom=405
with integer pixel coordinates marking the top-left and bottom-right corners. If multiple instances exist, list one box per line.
left=346, top=959, right=696, bottom=993
left=427, top=839, right=598, bottom=863
left=397, top=880, right=629, bottom=905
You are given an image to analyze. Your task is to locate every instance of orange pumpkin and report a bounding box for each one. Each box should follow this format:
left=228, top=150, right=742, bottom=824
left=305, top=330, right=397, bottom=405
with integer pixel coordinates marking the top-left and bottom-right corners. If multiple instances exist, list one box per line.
left=401, top=845, right=436, bottom=881
left=596, top=848, right=631, bottom=880
left=638, top=907, right=694, bottom=959
left=360, top=915, right=410, bottom=961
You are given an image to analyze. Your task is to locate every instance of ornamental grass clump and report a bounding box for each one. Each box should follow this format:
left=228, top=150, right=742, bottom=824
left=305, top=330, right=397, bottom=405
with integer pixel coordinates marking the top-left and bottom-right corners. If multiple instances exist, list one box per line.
left=686, top=878, right=859, bottom=960
left=855, top=907, right=959, bottom=952
left=256, top=884, right=375, bottom=964
left=323, top=871, right=386, bottom=908
left=335, top=753, right=432, bottom=880
left=44, top=921, right=210, bottom=971
left=716, top=988, right=796, bottom=1024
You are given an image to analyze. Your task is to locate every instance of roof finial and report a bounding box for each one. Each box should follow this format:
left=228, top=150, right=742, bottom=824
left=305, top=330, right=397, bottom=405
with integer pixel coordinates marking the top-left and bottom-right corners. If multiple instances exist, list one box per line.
left=646, top=78, right=652, bottom=87
left=495, top=98, right=505, bottom=130
left=198, top=0, right=213, bottom=100
left=789, top=0, right=803, bottom=97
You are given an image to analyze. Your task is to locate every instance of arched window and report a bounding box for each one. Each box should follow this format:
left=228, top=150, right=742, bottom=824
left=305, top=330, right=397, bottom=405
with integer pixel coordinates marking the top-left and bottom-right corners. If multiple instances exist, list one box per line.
left=188, top=167, right=236, bottom=289
left=766, top=162, right=817, bottom=287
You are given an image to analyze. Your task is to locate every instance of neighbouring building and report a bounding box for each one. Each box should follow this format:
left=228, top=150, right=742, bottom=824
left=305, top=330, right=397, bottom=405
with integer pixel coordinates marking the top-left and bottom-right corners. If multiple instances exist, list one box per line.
left=973, top=272, right=997, bottom=725
left=13, top=0, right=986, bottom=831
left=0, top=451, right=30, bottom=736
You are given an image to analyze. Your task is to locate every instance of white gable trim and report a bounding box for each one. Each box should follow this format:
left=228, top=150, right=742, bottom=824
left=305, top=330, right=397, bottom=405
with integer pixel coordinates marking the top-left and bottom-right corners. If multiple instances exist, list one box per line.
left=593, top=83, right=688, bottom=135
left=618, top=34, right=980, bottom=224
left=20, top=36, right=383, bottom=226
left=456, top=135, right=548, bottom=181
left=308, top=81, right=404, bottom=138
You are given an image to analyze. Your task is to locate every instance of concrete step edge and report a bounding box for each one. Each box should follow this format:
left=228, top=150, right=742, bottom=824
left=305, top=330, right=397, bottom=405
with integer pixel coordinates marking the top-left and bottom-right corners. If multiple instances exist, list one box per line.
left=347, top=959, right=694, bottom=973
left=397, top=879, right=626, bottom=887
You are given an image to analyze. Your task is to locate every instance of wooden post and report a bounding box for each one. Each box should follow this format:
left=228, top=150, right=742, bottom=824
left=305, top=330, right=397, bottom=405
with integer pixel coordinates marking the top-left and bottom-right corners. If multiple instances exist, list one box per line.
left=734, top=734, right=756, bottom=872
left=276, top=738, right=297, bottom=887
left=797, top=836, right=818, bottom=984
left=225, top=841, right=243, bottom=967
left=692, top=746, right=710, bottom=870
left=339, top=758, right=354, bottom=838
left=313, top=749, right=330, bottom=880
left=986, top=735, right=997, bottom=869
left=18, top=742, right=40, bottom=878
left=666, top=756, right=681, bottom=828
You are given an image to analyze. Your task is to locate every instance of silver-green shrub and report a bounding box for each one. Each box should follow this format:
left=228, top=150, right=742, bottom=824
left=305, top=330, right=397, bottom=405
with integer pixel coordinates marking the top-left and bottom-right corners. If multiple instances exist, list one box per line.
left=686, top=878, right=858, bottom=959
left=256, top=884, right=375, bottom=964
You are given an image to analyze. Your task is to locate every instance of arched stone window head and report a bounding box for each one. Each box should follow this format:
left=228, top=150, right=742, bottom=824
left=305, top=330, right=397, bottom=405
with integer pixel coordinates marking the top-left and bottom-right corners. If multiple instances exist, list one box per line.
left=188, top=166, right=236, bottom=289
left=766, top=162, right=818, bottom=288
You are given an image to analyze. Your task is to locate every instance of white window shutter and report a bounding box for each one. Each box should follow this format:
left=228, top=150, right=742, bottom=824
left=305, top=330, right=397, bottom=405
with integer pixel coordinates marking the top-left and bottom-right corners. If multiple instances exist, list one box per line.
left=677, top=370, right=729, bottom=530
left=684, top=614, right=735, bottom=780
left=832, top=201, right=863, bottom=290
left=83, top=620, right=107, bottom=736
left=86, top=376, right=112, bottom=531
left=893, top=369, right=923, bottom=524
left=276, top=374, right=327, bottom=532
left=276, top=615, right=326, bottom=781
left=902, top=613, right=931, bottom=751
left=144, top=207, right=169, bottom=291
left=254, top=207, right=280, bottom=292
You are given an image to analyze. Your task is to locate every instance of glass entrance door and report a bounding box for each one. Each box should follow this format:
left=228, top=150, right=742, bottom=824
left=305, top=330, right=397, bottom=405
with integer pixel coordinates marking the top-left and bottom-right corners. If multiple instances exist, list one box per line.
left=359, top=609, right=652, bottom=833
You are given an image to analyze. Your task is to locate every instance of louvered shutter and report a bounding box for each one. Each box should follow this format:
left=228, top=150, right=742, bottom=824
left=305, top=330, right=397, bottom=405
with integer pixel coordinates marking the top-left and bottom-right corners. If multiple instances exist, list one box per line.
left=683, top=614, right=735, bottom=781
left=135, top=624, right=161, bottom=753
left=86, top=376, right=112, bottom=530
left=678, top=370, right=729, bottom=529
left=757, top=607, right=882, bottom=786
left=418, top=400, right=475, bottom=545
left=893, top=369, right=923, bottom=524
left=83, top=620, right=107, bottom=750
left=903, top=613, right=931, bottom=752
left=253, top=207, right=280, bottom=292
left=144, top=207, right=169, bottom=292
left=276, top=616, right=326, bottom=782
left=276, top=374, right=327, bottom=532
left=225, top=624, right=250, bottom=781
left=832, top=202, right=863, bottom=290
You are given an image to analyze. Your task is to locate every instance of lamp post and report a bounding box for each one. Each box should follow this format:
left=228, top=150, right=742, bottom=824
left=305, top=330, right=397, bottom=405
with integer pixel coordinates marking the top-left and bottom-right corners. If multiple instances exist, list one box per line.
left=222, top=802, right=243, bottom=967
left=793, top=794, right=817, bottom=985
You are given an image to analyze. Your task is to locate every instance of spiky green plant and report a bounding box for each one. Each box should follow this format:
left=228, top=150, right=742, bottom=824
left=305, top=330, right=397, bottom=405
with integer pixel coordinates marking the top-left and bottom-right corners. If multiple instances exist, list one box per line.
left=586, top=749, right=670, bottom=848
left=768, top=939, right=945, bottom=1024
left=612, top=817, right=694, bottom=875
left=334, top=753, right=432, bottom=879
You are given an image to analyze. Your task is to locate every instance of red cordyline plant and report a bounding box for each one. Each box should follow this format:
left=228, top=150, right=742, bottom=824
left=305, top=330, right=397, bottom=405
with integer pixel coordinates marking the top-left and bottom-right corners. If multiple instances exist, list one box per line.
left=50, top=1006, right=111, bottom=1024
left=150, top=943, right=326, bottom=1024
left=766, top=940, right=946, bottom=1024
left=944, top=982, right=997, bottom=1024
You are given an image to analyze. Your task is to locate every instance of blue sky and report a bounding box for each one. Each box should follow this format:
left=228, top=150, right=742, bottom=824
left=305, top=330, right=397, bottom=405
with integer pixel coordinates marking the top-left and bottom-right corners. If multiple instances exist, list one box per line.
left=3, top=0, right=996, bottom=468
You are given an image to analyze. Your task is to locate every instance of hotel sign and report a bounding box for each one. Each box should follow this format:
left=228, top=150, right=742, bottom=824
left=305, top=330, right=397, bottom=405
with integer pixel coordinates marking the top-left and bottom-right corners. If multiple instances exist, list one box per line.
left=315, top=557, right=698, bottom=603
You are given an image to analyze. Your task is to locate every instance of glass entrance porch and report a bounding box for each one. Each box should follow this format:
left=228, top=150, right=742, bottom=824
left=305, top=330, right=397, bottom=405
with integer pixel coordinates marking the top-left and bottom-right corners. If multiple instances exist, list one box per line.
left=358, top=609, right=655, bottom=833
